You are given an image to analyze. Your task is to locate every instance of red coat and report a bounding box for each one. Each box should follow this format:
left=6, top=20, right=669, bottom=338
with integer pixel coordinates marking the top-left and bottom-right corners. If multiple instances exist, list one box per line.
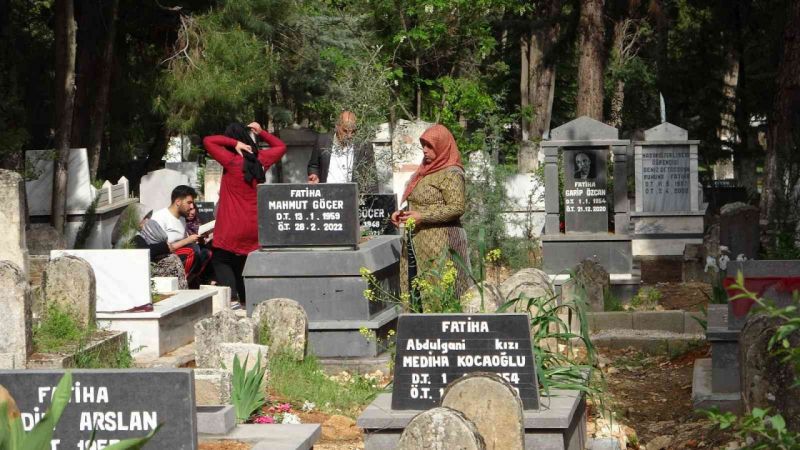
left=203, top=131, right=286, bottom=255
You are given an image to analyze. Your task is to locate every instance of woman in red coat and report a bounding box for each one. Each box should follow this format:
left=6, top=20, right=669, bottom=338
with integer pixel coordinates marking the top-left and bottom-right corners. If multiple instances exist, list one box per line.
left=203, top=121, right=286, bottom=306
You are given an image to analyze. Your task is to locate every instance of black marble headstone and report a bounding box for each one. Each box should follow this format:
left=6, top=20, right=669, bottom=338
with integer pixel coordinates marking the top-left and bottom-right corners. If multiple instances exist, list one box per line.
left=257, top=183, right=359, bottom=248
left=391, top=313, right=539, bottom=410
left=640, top=146, right=691, bottom=211
left=359, top=194, right=398, bottom=237
left=0, top=369, right=197, bottom=450
left=564, top=148, right=608, bottom=233
left=194, top=201, right=216, bottom=224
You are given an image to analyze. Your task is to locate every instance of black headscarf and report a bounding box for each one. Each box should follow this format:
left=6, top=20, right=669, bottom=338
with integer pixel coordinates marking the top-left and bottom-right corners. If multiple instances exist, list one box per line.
left=224, top=122, right=266, bottom=184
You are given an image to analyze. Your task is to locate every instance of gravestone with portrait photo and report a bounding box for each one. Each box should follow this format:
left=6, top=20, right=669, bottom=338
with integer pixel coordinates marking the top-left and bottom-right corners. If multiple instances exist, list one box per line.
left=631, top=122, right=707, bottom=281
left=539, top=116, right=637, bottom=301
left=243, top=183, right=401, bottom=359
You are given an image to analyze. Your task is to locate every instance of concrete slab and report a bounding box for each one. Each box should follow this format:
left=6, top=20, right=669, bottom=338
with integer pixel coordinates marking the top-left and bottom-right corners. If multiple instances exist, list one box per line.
left=691, top=358, right=742, bottom=413
left=633, top=311, right=685, bottom=333
left=588, top=312, right=633, bottom=332
left=197, top=405, right=235, bottom=435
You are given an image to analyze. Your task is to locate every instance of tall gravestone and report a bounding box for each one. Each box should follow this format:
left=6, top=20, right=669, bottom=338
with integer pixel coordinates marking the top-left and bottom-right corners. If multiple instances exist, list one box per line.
left=244, top=182, right=401, bottom=358
left=631, top=123, right=706, bottom=275
left=540, top=117, right=634, bottom=280
left=0, top=261, right=33, bottom=369
left=139, top=168, right=190, bottom=212
left=42, top=255, right=97, bottom=327
left=0, top=170, right=29, bottom=275
left=203, top=160, right=223, bottom=203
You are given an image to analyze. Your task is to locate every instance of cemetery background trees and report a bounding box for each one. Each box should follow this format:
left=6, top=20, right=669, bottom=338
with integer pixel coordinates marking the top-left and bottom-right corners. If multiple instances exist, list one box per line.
left=575, top=0, right=605, bottom=120
left=52, top=0, right=77, bottom=232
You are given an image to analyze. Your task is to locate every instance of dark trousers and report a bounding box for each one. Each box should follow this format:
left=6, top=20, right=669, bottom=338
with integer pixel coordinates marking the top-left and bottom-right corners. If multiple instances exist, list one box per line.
left=212, top=247, right=248, bottom=303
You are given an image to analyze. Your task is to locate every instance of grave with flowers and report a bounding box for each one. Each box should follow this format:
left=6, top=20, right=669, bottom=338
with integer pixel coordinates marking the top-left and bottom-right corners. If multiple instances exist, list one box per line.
left=243, top=182, right=402, bottom=359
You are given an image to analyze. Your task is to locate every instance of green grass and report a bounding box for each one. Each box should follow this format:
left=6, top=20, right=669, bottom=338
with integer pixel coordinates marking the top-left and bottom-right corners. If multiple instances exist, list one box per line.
left=268, top=353, right=384, bottom=418
left=603, top=288, right=624, bottom=312
left=73, top=339, right=135, bottom=369
left=33, top=303, right=91, bottom=353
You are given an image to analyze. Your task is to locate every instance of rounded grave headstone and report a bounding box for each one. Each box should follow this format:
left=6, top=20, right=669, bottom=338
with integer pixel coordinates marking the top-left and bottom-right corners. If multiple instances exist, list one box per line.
left=42, top=255, right=96, bottom=327
left=251, top=298, right=308, bottom=360
left=500, top=267, right=555, bottom=314
left=194, top=309, right=258, bottom=368
left=397, top=407, right=486, bottom=450
left=461, top=282, right=503, bottom=313
left=441, top=372, right=525, bottom=450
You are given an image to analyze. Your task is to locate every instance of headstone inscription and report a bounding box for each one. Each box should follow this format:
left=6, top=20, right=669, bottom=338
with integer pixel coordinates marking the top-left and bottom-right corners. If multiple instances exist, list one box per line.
left=563, top=148, right=608, bottom=233
left=391, top=313, right=539, bottom=410
left=359, top=194, right=398, bottom=236
left=195, top=201, right=216, bottom=224
left=257, top=183, right=359, bottom=248
left=0, top=369, right=198, bottom=450
left=640, top=146, right=691, bottom=211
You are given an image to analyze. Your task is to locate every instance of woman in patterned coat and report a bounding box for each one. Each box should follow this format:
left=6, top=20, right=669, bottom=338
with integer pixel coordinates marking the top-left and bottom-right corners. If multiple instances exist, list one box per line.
left=391, top=124, right=471, bottom=307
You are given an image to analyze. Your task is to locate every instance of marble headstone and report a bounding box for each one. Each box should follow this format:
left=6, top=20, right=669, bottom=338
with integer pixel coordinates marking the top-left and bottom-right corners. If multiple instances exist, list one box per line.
left=50, top=249, right=151, bottom=312
left=166, top=161, right=200, bottom=189
left=139, top=168, right=191, bottom=212
left=563, top=148, right=608, bottom=233
left=203, top=160, right=223, bottom=203
left=0, top=170, right=29, bottom=274
left=25, top=148, right=97, bottom=215
left=639, top=146, right=691, bottom=211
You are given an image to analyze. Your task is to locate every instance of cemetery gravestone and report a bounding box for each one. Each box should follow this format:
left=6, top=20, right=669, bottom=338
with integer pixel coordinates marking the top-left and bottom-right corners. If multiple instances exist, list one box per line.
left=257, top=183, right=359, bottom=248
left=639, top=146, right=691, bottom=212
left=166, top=161, right=199, bottom=189
left=195, top=201, right=216, bottom=224
left=397, top=407, right=485, bottom=450
left=441, top=373, right=525, bottom=450
left=564, top=148, right=608, bottom=233
left=139, top=168, right=190, bottom=212
left=392, top=313, right=539, bottom=410
left=0, top=369, right=198, bottom=449
left=25, top=148, right=96, bottom=215
left=251, top=298, right=308, bottom=361
left=42, top=255, right=96, bottom=327
left=194, top=309, right=258, bottom=368
left=0, top=170, right=29, bottom=274
left=0, top=261, right=32, bottom=369
left=204, top=160, right=223, bottom=203
left=359, top=194, right=398, bottom=236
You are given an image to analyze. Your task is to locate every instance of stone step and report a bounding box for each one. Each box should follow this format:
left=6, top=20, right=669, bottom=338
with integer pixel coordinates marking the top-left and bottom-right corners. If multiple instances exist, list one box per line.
left=199, top=424, right=321, bottom=450
left=590, top=329, right=705, bottom=355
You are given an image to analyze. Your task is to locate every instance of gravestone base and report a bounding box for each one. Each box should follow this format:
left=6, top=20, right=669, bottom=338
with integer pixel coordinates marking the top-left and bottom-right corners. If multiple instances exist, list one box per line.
left=630, top=210, right=706, bottom=257
left=26, top=331, right=128, bottom=369
left=244, top=236, right=401, bottom=358
left=541, top=234, right=633, bottom=276
left=691, top=304, right=743, bottom=413
left=357, top=392, right=586, bottom=450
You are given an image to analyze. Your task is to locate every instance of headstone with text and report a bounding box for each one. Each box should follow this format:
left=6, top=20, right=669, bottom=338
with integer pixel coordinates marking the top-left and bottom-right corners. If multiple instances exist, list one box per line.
left=391, top=313, right=539, bottom=410
left=359, top=194, right=398, bottom=236
left=563, top=148, right=608, bottom=233
left=0, top=369, right=197, bottom=450
left=257, top=183, right=359, bottom=248
left=194, top=201, right=216, bottom=224
left=639, top=146, right=691, bottom=212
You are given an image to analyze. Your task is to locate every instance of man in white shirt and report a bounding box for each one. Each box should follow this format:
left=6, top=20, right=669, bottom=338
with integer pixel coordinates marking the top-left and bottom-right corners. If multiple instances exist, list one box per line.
left=306, top=111, right=378, bottom=193
left=150, top=185, right=210, bottom=286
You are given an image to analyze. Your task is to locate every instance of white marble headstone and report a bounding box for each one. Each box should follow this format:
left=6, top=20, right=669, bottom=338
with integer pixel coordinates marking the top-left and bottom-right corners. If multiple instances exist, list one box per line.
left=25, top=148, right=97, bottom=215
left=165, top=162, right=200, bottom=189
left=50, top=249, right=151, bottom=312
left=139, top=168, right=191, bottom=212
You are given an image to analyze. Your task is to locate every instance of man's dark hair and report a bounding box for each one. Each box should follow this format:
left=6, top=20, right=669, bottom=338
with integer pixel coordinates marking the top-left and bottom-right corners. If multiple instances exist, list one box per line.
left=171, top=185, right=197, bottom=203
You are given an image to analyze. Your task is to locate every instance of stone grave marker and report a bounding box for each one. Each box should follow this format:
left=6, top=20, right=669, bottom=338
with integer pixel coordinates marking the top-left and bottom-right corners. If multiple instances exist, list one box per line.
left=204, top=160, right=223, bottom=203
left=0, top=169, right=29, bottom=275
left=257, top=183, right=359, bottom=248
left=0, top=261, right=32, bottom=369
left=391, top=313, right=539, bottom=410
left=397, top=407, right=485, bottom=450
left=139, top=168, right=190, bottom=212
left=25, top=148, right=96, bottom=215
left=51, top=249, right=151, bottom=312
left=359, top=193, right=398, bottom=236
left=252, top=298, right=308, bottom=361
left=0, top=369, right=198, bottom=449
left=563, top=148, right=608, bottom=233
left=638, top=146, right=691, bottom=211
left=195, top=201, right=216, bottom=224
left=719, top=202, right=760, bottom=259
left=442, top=373, right=525, bottom=450
left=194, top=309, right=258, bottom=368
left=166, top=161, right=199, bottom=189
left=42, top=255, right=96, bottom=327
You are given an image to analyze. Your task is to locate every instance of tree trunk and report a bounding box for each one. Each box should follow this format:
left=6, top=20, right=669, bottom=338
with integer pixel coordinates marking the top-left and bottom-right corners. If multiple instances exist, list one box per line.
left=88, top=0, right=119, bottom=180
left=519, top=0, right=561, bottom=172
left=415, top=55, right=422, bottom=119
left=576, top=0, right=605, bottom=120
left=52, top=0, right=77, bottom=232
left=607, top=19, right=627, bottom=128
left=760, top=0, right=800, bottom=232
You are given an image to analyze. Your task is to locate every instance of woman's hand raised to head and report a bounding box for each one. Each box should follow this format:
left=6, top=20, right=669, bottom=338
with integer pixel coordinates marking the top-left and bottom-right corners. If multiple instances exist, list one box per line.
left=235, top=141, right=253, bottom=156
left=247, top=122, right=263, bottom=134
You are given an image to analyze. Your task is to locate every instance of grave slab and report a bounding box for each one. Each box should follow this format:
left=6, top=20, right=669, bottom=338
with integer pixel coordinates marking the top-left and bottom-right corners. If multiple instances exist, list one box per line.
left=97, top=289, right=214, bottom=360
left=358, top=391, right=586, bottom=450
left=197, top=405, right=236, bottom=435
left=200, top=423, right=321, bottom=450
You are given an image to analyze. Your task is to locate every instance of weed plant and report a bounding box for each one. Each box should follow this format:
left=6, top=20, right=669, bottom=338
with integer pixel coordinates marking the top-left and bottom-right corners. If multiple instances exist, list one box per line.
left=34, top=303, right=92, bottom=353
left=268, top=353, right=383, bottom=418
left=630, top=286, right=662, bottom=310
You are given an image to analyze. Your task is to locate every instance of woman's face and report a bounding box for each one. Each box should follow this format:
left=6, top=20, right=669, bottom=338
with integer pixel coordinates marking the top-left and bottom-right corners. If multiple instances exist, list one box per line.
left=422, top=142, right=436, bottom=164
left=187, top=206, right=197, bottom=221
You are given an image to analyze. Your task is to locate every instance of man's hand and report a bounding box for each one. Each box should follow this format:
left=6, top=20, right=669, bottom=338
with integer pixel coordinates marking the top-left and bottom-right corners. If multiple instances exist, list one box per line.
left=247, top=122, right=263, bottom=134
left=235, top=141, right=253, bottom=156
left=308, top=173, right=320, bottom=184
left=186, top=234, right=200, bottom=244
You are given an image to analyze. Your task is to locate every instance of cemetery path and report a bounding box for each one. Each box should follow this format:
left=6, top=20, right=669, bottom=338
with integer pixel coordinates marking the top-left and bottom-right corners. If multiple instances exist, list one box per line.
left=591, top=345, right=736, bottom=449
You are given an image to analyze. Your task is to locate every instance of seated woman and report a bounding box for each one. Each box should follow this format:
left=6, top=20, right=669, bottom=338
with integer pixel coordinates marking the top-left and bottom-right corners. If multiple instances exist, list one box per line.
left=134, top=216, right=189, bottom=290
left=391, top=124, right=471, bottom=310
